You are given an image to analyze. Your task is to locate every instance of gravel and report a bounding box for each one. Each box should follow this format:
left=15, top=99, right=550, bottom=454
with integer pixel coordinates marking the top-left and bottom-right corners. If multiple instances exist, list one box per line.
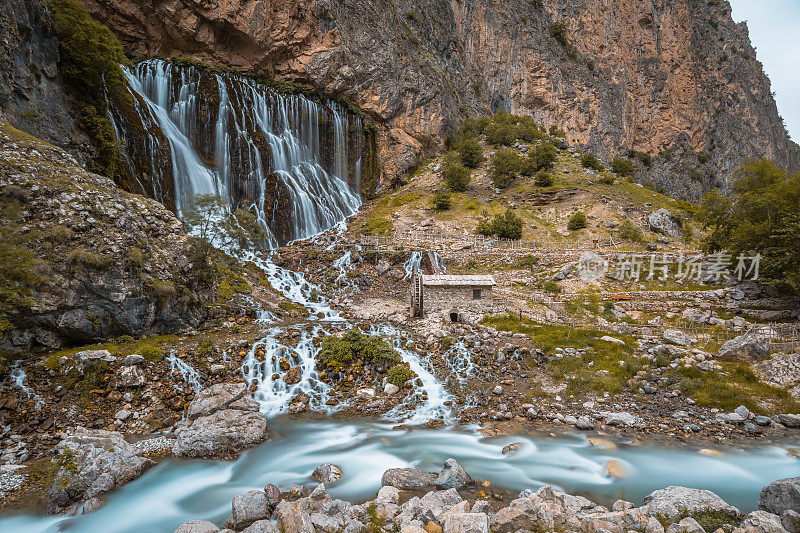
left=133, top=436, right=176, bottom=454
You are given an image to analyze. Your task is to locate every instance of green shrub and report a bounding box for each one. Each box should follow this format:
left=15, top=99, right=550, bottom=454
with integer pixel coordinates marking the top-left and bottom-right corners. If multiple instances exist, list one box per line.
left=581, top=152, right=604, bottom=171
left=598, top=173, right=616, bottom=185
left=549, top=22, right=569, bottom=47
left=493, top=209, right=524, bottom=240
left=534, top=169, right=554, bottom=187
left=626, top=149, right=652, bottom=166
left=524, top=142, right=558, bottom=175
left=151, top=280, right=176, bottom=308
left=617, top=219, right=645, bottom=243
left=319, top=329, right=401, bottom=370
left=518, top=254, right=539, bottom=271
left=67, top=247, right=114, bottom=271
left=611, top=158, right=635, bottom=177
left=475, top=208, right=524, bottom=240
left=490, top=148, right=522, bottom=188
left=484, top=121, right=518, bottom=146
left=431, top=189, right=452, bottom=211
left=567, top=211, right=588, bottom=231
left=455, top=136, right=484, bottom=168
left=388, top=364, right=415, bottom=387
left=542, top=280, right=562, bottom=294
left=197, top=338, right=215, bottom=358
left=442, top=152, right=471, bottom=191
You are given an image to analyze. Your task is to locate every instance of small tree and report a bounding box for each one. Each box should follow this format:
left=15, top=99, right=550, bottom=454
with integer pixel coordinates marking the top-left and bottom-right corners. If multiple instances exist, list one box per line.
left=523, top=142, right=558, bottom=175
left=534, top=169, right=554, bottom=187
left=567, top=211, right=588, bottom=231
left=455, top=136, right=484, bottom=168
left=611, top=158, right=635, bottom=177
left=431, top=189, right=452, bottom=211
left=581, top=152, right=604, bottom=171
left=493, top=209, right=524, bottom=239
left=442, top=151, right=471, bottom=191
left=617, top=219, right=644, bottom=243
left=490, top=148, right=522, bottom=188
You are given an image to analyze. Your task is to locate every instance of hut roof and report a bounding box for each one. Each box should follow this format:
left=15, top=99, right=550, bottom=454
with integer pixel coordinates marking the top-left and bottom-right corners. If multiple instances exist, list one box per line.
left=421, top=274, right=496, bottom=287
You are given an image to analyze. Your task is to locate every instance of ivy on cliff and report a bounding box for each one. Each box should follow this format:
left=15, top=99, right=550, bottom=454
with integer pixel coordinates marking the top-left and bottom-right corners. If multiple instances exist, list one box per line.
left=48, top=0, right=131, bottom=177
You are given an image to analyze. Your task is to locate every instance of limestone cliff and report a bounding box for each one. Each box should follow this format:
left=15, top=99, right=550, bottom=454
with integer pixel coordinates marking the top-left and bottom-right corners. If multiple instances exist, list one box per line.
left=71, top=0, right=798, bottom=200
left=0, top=123, right=224, bottom=353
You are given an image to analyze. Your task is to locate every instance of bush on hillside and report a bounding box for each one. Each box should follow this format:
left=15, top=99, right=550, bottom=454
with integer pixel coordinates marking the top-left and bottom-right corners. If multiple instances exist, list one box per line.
left=611, top=158, right=635, bottom=177
left=617, top=219, right=645, bottom=243
left=581, top=152, right=604, bottom=171
left=455, top=136, right=484, bottom=168
left=442, top=151, right=471, bottom=191
left=534, top=169, right=554, bottom=187
left=523, top=142, right=558, bottom=175
left=490, top=148, right=522, bottom=188
left=431, top=189, right=452, bottom=211
left=567, top=211, right=588, bottom=231
left=475, top=208, right=524, bottom=240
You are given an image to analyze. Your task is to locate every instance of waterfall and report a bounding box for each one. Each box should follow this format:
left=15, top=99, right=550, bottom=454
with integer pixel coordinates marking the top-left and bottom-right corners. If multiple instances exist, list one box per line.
left=7, top=362, right=44, bottom=409
left=119, top=59, right=363, bottom=246
left=166, top=351, right=203, bottom=393
left=403, top=252, right=423, bottom=279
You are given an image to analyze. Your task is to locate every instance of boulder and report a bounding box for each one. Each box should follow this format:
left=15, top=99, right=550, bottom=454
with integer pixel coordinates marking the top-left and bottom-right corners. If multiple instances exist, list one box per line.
left=378, top=486, right=400, bottom=505
left=114, top=365, right=145, bottom=388
left=717, top=334, right=771, bottom=362
left=642, top=486, right=741, bottom=521
left=312, top=463, right=343, bottom=484
left=600, top=336, right=626, bottom=347
left=275, top=499, right=314, bottom=533
left=648, top=209, right=682, bottom=239
left=491, top=499, right=553, bottom=533
left=435, top=459, right=472, bottom=490
left=226, top=490, right=270, bottom=530
left=443, top=513, right=489, bottom=533
left=775, top=414, right=800, bottom=428
left=605, top=412, right=639, bottom=427
left=782, top=510, right=800, bottom=533
left=122, top=354, right=146, bottom=366
left=663, top=329, right=692, bottom=347
left=756, top=354, right=800, bottom=399
left=385, top=383, right=401, bottom=395
left=736, top=511, right=788, bottom=533
left=241, top=521, right=278, bottom=533
left=173, top=383, right=268, bottom=460
left=419, top=489, right=463, bottom=521
left=264, top=483, right=282, bottom=508
left=382, top=468, right=438, bottom=489
left=47, top=427, right=155, bottom=514
left=174, top=521, right=220, bottom=533
left=759, top=478, right=800, bottom=516
left=667, top=517, right=705, bottom=533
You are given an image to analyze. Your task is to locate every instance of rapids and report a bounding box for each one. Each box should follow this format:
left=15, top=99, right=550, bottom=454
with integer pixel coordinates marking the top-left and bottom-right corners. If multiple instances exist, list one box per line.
left=2, top=420, right=798, bottom=533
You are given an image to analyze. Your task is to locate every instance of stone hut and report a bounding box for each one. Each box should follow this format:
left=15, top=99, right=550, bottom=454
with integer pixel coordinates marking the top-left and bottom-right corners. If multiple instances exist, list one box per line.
left=410, top=274, right=496, bottom=320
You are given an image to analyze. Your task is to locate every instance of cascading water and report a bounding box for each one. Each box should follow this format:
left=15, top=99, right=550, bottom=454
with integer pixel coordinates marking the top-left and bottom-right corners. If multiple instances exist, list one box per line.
left=431, top=251, right=447, bottom=273
left=444, top=340, right=477, bottom=385
left=119, top=59, right=363, bottom=246
left=240, top=325, right=340, bottom=417
left=371, top=324, right=454, bottom=425
left=166, top=351, right=203, bottom=393
left=6, top=362, right=44, bottom=409
left=403, top=252, right=422, bottom=279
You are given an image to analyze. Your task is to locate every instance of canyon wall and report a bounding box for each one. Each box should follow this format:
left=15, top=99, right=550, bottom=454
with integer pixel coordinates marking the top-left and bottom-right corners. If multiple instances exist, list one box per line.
left=17, top=0, right=800, bottom=199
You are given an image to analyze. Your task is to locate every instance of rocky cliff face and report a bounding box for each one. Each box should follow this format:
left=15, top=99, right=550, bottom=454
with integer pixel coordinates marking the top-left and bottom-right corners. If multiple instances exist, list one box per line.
left=0, top=0, right=88, bottom=158
left=73, top=0, right=798, bottom=199
left=0, top=123, right=220, bottom=353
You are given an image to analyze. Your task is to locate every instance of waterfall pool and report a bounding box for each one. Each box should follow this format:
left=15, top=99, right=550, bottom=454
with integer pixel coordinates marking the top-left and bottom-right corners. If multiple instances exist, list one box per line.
left=1, top=419, right=797, bottom=533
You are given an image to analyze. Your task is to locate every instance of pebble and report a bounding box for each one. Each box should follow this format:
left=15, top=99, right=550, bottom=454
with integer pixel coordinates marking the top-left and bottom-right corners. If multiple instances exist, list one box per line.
left=0, top=472, right=26, bottom=499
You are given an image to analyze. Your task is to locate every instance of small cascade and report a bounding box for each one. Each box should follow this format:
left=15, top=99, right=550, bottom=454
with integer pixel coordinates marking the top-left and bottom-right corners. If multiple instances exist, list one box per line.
left=371, top=324, right=454, bottom=425
left=403, top=252, right=423, bottom=279
left=332, top=251, right=352, bottom=286
left=444, top=341, right=477, bottom=385
left=431, top=252, right=447, bottom=273
left=7, top=362, right=44, bottom=409
left=118, top=59, right=365, bottom=246
left=166, top=351, right=203, bottom=393
left=240, top=325, right=339, bottom=417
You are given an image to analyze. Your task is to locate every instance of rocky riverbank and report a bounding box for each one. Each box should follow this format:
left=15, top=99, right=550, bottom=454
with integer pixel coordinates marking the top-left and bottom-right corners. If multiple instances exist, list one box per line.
left=171, top=460, right=800, bottom=533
